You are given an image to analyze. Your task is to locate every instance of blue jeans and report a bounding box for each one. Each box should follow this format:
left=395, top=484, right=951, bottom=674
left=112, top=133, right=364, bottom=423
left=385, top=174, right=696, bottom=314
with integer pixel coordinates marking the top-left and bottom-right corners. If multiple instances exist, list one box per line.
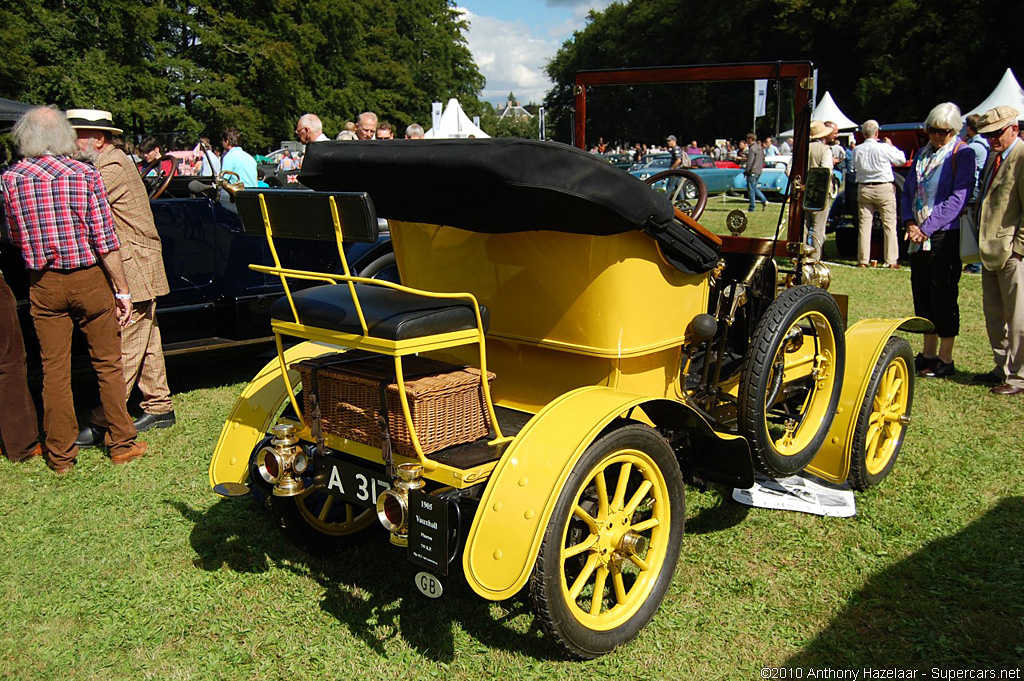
left=666, top=175, right=681, bottom=201
left=747, top=173, right=767, bottom=211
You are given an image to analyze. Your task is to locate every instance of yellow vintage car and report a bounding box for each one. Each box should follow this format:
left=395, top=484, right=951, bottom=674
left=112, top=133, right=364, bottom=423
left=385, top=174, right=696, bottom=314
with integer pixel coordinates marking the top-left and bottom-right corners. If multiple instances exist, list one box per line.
left=209, top=62, right=924, bottom=658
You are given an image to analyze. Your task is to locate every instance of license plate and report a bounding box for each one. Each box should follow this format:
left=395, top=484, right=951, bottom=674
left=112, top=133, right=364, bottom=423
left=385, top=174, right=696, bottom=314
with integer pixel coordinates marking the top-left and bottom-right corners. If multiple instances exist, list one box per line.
left=314, top=455, right=390, bottom=509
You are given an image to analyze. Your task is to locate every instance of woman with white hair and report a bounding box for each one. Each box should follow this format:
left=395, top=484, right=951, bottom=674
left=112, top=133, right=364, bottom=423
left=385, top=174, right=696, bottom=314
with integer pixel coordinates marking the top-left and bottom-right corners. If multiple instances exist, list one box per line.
left=900, top=102, right=977, bottom=378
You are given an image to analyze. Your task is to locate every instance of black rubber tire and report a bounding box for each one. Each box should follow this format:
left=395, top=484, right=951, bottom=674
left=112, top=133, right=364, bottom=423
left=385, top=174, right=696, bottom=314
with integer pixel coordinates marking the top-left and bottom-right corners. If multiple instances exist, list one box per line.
left=529, top=424, right=685, bottom=659
left=739, top=285, right=846, bottom=477
left=848, top=337, right=914, bottom=490
left=247, top=436, right=275, bottom=512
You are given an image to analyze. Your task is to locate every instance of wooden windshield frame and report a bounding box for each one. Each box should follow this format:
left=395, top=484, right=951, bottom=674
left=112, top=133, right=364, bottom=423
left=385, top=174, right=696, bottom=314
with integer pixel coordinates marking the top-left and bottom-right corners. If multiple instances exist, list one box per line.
left=573, top=62, right=815, bottom=254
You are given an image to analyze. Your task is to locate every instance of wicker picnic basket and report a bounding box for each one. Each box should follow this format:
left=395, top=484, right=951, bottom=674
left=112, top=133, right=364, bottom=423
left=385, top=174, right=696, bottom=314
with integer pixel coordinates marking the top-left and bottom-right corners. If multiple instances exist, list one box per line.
left=293, top=354, right=495, bottom=456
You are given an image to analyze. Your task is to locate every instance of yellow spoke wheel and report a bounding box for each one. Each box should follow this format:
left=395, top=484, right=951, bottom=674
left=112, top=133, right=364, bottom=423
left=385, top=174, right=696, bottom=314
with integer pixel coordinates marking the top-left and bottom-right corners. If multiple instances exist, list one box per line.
left=849, top=337, right=914, bottom=490
left=249, top=435, right=379, bottom=555
left=271, top=486, right=378, bottom=555
left=530, top=424, right=684, bottom=659
left=740, top=285, right=845, bottom=477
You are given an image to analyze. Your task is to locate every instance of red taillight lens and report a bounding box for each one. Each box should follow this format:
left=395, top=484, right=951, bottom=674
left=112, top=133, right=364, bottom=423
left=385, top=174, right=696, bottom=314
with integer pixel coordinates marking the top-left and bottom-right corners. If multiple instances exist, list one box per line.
left=376, top=491, right=407, bottom=532
left=257, top=447, right=280, bottom=484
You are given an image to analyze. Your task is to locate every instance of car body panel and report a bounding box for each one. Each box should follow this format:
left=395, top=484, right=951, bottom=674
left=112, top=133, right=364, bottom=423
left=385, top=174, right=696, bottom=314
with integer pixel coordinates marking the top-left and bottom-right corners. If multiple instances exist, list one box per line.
left=807, top=317, right=931, bottom=483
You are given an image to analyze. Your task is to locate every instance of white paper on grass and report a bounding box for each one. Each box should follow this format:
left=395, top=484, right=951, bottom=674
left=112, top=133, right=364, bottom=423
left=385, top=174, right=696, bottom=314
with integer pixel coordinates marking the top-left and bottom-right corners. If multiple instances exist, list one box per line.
left=733, top=473, right=856, bottom=517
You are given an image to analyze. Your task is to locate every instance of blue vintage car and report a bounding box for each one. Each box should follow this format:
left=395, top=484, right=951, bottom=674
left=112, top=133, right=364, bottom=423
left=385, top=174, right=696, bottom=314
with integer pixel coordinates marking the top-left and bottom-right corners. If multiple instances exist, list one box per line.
left=628, top=153, right=742, bottom=196
left=729, top=163, right=790, bottom=197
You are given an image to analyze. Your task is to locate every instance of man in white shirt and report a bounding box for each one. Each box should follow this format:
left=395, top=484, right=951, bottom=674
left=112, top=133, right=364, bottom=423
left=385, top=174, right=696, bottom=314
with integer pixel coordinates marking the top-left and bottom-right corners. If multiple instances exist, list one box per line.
left=295, top=114, right=330, bottom=144
left=854, top=119, right=907, bottom=267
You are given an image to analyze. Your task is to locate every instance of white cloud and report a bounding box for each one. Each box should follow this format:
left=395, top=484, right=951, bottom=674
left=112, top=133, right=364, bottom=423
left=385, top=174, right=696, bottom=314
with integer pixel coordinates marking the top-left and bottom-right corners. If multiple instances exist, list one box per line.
left=459, top=8, right=561, bottom=105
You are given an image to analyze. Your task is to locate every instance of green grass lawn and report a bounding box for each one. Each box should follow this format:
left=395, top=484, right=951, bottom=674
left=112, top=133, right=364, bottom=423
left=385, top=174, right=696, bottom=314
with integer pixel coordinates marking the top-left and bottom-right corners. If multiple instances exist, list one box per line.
left=1, top=258, right=1022, bottom=679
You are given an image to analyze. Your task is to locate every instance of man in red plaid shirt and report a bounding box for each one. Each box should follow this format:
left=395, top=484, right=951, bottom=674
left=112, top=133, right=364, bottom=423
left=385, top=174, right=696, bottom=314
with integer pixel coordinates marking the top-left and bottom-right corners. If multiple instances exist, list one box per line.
left=2, top=106, right=146, bottom=473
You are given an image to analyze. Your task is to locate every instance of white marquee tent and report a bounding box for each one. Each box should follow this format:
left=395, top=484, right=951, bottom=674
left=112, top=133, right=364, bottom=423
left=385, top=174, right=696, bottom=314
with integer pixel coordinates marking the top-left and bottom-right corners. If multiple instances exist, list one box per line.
left=778, top=91, right=858, bottom=138
left=424, top=98, right=490, bottom=139
left=811, top=91, right=858, bottom=130
left=965, top=68, right=1024, bottom=118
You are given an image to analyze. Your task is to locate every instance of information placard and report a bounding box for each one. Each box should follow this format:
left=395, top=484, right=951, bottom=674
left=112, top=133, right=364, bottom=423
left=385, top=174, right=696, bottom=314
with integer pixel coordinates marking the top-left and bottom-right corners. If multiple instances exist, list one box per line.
left=408, top=490, right=449, bottom=576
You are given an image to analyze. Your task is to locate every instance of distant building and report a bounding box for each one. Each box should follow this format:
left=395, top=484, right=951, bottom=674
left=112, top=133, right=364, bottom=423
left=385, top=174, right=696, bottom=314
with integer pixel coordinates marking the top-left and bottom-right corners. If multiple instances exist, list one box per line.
left=497, top=93, right=533, bottom=121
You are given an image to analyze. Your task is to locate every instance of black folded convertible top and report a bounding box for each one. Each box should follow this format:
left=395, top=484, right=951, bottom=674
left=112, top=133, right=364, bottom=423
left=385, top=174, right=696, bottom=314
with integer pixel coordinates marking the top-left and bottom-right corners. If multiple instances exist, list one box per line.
left=299, top=138, right=718, bottom=273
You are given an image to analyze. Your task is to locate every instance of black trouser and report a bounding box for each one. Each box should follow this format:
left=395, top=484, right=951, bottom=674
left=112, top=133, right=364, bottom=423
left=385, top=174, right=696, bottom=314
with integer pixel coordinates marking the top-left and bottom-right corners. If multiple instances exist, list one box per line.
left=910, top=227, right=962, bottom=337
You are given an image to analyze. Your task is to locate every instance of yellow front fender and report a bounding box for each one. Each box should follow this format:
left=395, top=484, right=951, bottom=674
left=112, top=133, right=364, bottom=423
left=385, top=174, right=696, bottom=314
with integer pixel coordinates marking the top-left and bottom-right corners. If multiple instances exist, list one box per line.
left=462, top=386, right=746, bottom=601
left=806, top=317, right=930, bottom=483
left=208, top=341, right=336, bottom=488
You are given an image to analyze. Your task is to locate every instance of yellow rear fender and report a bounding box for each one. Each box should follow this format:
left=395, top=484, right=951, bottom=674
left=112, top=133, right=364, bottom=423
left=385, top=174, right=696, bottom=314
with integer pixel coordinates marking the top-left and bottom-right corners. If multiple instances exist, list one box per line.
left=208, top=341, right=337, bottom=488
left=806, top=317, right=930, bottom=483
left=462, top=386, right=746, bottom=601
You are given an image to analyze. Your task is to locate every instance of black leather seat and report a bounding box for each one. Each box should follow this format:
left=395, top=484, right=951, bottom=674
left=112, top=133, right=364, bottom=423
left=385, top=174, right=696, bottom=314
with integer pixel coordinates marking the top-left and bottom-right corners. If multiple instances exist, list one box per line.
left=270, top=284, right=489, bottom=341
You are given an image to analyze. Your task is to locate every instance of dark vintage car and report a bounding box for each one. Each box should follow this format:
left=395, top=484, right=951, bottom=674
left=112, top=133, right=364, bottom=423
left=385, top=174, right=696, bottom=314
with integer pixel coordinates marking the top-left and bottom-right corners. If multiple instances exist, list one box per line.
left=0, top=172, right=395, bottom=366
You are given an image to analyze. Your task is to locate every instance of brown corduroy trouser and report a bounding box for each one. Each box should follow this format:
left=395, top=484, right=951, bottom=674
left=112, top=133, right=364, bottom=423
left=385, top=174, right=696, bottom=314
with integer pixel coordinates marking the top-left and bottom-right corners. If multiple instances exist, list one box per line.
left=0, top=272, right=39, bottom=460
left=29, top=266, right=137, bottom=465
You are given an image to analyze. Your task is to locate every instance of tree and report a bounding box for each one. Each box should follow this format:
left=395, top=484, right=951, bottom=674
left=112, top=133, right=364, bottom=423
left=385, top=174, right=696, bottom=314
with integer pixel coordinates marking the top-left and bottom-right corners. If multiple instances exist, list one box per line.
left=544, top=0, right=1024, bottom=145
left=0, top=0, right=485, bottom=151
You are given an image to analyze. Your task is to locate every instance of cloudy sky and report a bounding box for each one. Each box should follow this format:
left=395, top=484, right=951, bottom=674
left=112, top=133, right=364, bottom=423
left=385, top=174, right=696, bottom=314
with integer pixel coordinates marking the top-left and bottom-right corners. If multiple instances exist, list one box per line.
left=457, top=0, right=616, bottom=106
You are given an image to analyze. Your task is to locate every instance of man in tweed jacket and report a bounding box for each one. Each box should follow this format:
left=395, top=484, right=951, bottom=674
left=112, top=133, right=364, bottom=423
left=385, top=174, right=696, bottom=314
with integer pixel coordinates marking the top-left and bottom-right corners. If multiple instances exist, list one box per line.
left=68, top=109, right=176, bottom=442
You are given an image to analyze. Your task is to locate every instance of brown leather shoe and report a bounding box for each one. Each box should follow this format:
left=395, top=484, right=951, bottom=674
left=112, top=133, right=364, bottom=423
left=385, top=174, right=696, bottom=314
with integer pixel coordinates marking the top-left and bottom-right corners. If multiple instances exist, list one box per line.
left=111, top=441, right=148, bottom=465
left=990, top=383, right=1024, bottom=395
left=8, top=443, right=45, bottom=464
left=857, top=263, right=868, bottom=268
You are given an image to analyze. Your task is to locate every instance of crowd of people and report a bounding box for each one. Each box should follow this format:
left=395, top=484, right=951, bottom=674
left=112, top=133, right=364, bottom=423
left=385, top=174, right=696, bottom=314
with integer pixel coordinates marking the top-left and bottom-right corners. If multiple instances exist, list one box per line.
left=804, top=104, right=1023, bottom=396
left=101, top=112, right=428, bottom=182
left=591, top=134, right=794, bottom=165
left=0, top=106, right=431, bottom=473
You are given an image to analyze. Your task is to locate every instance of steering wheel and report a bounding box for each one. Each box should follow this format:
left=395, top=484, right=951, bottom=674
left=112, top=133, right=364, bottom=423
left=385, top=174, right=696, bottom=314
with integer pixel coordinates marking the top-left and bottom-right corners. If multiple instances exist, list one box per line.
left=218, top=170, right=240, bottom=185
left=139, top=154, right=178, bottom=199
left=644, top=168, right=709, bottom=221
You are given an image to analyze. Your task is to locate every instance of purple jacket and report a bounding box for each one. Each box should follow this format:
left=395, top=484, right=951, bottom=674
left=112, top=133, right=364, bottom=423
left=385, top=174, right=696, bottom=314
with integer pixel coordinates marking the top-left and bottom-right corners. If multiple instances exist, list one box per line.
left=900, top=142, right=976, bottom=237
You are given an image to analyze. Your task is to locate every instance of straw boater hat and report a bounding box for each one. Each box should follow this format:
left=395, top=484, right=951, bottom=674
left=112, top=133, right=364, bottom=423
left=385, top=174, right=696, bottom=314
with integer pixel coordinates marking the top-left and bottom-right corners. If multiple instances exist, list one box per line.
left=977, top=105, right=1020, bottom=134
left=809, top=120, right=830, bottom=139
left=65, top=109, right=123, bottom=135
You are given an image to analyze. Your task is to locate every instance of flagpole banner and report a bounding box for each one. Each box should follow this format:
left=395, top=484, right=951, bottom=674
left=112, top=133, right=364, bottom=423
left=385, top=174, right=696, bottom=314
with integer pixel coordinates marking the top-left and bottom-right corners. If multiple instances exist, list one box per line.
left=754, top=79, right=768, bottom=118
left=432, top=102, right=443, bottom=131
left=812, top=69, right=819, bottom=115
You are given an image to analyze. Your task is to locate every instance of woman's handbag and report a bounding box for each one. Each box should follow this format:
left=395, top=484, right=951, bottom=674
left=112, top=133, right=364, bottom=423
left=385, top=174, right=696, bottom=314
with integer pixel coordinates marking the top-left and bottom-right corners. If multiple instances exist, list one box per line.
left=960, top=210, right=981, bottom=264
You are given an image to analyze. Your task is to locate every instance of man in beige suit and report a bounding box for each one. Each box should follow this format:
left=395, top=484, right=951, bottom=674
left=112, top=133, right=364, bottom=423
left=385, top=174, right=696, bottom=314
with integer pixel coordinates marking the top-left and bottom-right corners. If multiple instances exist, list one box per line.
left=805, top=121, right=835, bottom=261
left=975, top=106, right=1024, bottom=395
left=68, top=110, right=176, bottom=442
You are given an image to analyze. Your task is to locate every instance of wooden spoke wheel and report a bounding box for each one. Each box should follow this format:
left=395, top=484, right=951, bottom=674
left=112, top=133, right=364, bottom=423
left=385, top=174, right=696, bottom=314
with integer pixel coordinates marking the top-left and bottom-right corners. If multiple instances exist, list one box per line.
left=530, top=424, right=684, bottom=658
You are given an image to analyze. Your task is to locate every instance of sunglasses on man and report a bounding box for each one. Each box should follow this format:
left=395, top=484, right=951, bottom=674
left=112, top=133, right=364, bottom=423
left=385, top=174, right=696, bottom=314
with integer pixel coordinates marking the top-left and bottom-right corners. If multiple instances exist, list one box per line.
left=981, top=127, right=1008, bottom=139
